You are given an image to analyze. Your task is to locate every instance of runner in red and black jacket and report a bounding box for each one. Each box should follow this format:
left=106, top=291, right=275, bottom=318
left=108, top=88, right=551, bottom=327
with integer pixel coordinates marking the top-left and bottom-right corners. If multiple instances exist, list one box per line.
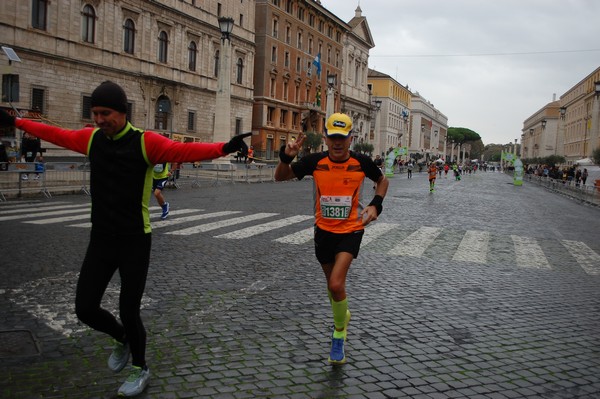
left=0, top=81, right=250, bottom=397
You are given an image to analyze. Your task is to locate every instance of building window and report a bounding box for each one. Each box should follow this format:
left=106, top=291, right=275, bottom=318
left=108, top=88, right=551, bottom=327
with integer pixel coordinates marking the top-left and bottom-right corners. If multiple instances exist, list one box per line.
left=270, top=78, right=276, bottom=97
left=297, top=7, right=304, bottom=21
left=297, top=31, right=303, bottom=50
left=286, top=25, right=291, bottom=44
left=188, top=41, right=197, bottom=71
left=267, top=107, right=274, bottom=126
left=239, top=14, right=244, bottom=28
left=214, top=50, right=220, bottom=77
left=123, top=19, right=135, bottom=54
left=296, top=57, right=301, bottom=73
left=285, top=0, right=292, bottom=13
left=280, top=109, right=287, bottom=127
left=283, top=81, right=288, bottom=101
left=272, top=18, right=278, bottom=38
left=284, top=51, right=290, bottom=68
left=309, top=14, right=315, bottom=27
left=271, top=46, right=277, bottom=63
left=2, top=74, right=19, bottom=102
left=31, top=87, right=45, bottom=114
left=235, top=118, right=242, bottom=135
left=82, top=5, right=96, bottom=43
left=32, top=0, right=48, bottom=30
left=158, top=31, right=168, bottom=63
left=236, top=58, right=244, bottom=84
left=155, top=96, right=171, bottom=130
left=217, top=3, right=222, bottom=17
left=187, top=111, right=196, bottom=131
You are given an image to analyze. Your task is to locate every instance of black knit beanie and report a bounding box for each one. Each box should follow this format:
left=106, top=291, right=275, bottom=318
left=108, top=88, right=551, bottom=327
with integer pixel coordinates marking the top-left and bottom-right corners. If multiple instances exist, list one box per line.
left=91, top=81, right=128, bottom=113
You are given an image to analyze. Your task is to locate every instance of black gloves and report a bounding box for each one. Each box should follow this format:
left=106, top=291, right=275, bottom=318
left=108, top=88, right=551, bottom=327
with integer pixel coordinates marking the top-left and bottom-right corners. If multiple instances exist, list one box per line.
left=223, top=132, right=252, bottom=155
left=0, top=109, right=16, bottom=127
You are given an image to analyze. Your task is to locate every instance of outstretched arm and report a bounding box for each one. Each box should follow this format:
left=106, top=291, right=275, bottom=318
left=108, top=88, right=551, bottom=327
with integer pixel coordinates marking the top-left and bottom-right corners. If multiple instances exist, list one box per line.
left=275, top=133, right=306, bottom=181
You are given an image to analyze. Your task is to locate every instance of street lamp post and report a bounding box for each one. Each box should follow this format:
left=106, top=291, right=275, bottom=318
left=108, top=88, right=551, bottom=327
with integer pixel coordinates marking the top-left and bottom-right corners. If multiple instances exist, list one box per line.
left=326, top=73, right=336, bottom=122
left=214, top=16, right=234, bottom=146
left=514, top=138, right=518, bottom=158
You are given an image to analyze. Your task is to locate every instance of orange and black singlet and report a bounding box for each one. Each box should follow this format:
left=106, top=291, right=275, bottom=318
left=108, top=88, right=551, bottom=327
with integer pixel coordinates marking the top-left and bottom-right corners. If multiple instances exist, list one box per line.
left=291, top=151, right=383, bottom=234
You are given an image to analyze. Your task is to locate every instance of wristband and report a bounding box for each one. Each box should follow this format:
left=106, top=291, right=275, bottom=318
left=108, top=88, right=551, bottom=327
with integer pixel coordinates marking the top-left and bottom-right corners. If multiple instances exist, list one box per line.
left=368, top=194, right=384, bottom=215
left=279, top=145, right=294, bottom=164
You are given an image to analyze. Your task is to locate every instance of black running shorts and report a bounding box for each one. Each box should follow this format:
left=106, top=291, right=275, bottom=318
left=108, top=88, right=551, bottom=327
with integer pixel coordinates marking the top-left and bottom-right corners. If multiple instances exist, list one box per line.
left=314, top=226, right=364, bottom=264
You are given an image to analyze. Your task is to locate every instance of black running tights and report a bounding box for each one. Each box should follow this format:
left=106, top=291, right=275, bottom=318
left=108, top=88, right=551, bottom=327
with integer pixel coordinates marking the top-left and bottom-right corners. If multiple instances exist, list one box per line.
left=75, top=230, right=151, bottom=368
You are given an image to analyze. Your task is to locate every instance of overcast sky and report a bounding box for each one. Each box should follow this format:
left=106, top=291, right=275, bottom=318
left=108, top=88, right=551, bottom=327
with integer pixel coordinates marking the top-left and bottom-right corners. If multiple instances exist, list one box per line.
left=322, top=0, right=600, bottom=145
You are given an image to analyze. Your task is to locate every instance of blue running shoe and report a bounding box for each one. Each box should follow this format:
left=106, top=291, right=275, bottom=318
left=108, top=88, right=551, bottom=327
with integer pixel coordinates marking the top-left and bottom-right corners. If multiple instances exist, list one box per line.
left=161, top=202, right=170, bottom=220
left=328, top=336, right=346, bottom=364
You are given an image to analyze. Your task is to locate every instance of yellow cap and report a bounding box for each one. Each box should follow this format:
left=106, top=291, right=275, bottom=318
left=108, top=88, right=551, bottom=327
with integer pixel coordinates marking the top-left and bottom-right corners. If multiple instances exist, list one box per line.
left=325, top=113, right=352, bottom=137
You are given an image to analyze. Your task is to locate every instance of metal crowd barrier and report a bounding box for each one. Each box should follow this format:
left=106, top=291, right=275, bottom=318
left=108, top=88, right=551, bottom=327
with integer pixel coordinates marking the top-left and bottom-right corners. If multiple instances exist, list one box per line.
left=0, top=160, right=277, bottom=201
left=524, top=174, right=600, bottom=206
left=0, top=161, right=90, bottom=201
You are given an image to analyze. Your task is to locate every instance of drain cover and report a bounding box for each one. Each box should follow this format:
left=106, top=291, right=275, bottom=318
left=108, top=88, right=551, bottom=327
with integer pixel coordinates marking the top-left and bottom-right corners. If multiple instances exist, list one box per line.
left=0, top=330, right=41, bottom=358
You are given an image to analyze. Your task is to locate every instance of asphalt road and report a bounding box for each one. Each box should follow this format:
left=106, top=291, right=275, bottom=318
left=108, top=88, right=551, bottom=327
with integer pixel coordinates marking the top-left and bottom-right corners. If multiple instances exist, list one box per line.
left=1, top=170, right=599, bottom=398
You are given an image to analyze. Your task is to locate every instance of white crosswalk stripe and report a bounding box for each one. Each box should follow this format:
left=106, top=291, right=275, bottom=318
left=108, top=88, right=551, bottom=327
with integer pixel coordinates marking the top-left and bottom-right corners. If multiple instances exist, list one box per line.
left=453, top=230, right=490, bottom=263
left=166, top=212, right=278, bottom=236
left=388, top=226, right=443, bottom=257
left=0, top=204, right=89, bottom=222
left=561, top=240, right=600, bottom=275
left=215, top=215, right=313, bottom=239
left=361, top=222, right=398, bottom=246
left=4, top=202, right=600, bottom=275
left=274, top=227, right=313, bottom=244
left=511, top=235, right=551, bottom=269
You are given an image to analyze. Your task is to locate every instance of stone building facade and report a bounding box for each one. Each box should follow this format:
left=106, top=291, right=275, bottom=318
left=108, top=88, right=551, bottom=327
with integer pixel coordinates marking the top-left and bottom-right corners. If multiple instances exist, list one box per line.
left=0, top=0, right=255, bottom=158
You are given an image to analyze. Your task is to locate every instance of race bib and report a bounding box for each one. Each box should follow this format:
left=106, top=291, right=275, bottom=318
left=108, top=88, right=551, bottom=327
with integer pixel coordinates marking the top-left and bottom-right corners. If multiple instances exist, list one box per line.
left=153, top=163, right=164, bottom=173
left=320, top=196, right=351, bottom=219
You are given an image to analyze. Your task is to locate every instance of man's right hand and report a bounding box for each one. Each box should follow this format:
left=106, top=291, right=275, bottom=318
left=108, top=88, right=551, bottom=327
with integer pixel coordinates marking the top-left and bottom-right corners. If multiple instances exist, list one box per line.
left=0, top=109, right=16, bottom=127
left=285, top=132, right=306, bottom=158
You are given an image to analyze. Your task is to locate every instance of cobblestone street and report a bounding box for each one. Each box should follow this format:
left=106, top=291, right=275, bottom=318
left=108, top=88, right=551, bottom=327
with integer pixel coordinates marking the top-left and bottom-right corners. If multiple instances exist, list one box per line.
left=1, top=170, right=599, bottom=398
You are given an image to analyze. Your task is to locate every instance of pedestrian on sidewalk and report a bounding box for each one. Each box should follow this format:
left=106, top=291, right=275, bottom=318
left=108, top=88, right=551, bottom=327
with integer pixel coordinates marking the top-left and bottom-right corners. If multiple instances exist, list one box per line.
left=275, top=112, right=389, bottom=365
left=407, top=160, right=414, bottom=179
left=152, top=162, right=171, bottom=219
left=0, top=81, right=250, bottom=397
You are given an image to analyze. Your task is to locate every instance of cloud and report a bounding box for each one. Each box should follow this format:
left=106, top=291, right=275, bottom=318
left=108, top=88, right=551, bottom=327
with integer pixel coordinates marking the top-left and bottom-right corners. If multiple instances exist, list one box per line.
left=323, top=0, right=600, bottom=144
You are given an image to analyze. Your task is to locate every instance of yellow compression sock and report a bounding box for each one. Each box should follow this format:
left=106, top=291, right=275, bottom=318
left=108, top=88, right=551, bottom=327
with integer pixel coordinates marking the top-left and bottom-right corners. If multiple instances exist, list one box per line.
left=331, top=298, right=348, bottom=339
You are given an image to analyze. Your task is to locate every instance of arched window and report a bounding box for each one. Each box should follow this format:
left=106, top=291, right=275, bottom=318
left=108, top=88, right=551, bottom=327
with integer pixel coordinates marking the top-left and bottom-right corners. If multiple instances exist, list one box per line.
left=158, top=31, right=168, bottom=63
left=188, top=41, right=197, bottom=71
left=236, top=58, right=244, bottom=84
left=154, top=95, right=171, bottom=130
left=214, top=50, right=220, bottom=77
left=82, top=5, right=96, bottom=43
left=123, top=19, right=135, bottom=54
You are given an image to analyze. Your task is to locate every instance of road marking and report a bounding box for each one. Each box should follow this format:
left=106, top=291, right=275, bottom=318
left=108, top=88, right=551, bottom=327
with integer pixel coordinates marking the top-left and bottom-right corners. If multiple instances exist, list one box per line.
left=67, top=208, right=208, bottom=228
left=152, top=210, right=241, bottom=229
left=361, top=222, right=398, bottom=245
left=166, top=212, right=278, bottom=235
left=453, top=230, right=490, bottom=263
left=561, top=240, right=600, bottom=275
left=511, top=235, right=551, bottom=269
left=388, top=226, right=442, bottom=257
left=215, top=215, right=312, bottom=239
left=0, top=203, right=85, bottom=215
left=274, top=227, right=313, bottom=244
left=0, top=205, right=90, bottom=221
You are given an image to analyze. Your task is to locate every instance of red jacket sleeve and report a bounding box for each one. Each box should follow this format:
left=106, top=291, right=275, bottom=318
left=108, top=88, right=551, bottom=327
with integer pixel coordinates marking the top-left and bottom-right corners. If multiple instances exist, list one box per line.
left=143, top=131, right=228, bottom=164
left=15, top=119, right=94, bottom=155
